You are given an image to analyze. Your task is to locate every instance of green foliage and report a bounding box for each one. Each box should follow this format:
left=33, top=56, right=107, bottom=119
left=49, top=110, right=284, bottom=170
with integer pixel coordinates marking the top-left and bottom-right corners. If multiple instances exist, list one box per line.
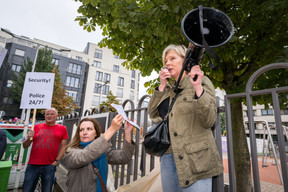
left=220, top=112, right=226, bottom=135
left=100, top=91, right=120, bottom=112
left=11, top=57, right=33, bottom=103
left=11, top=47, right=78, bottom=116
left=74, top=0, right=288, bottom=96
left=49, top=66, right=79, bottom=116
left=34, top=47, right=55, bottom=72
left=11, top=47, right=55, bottom=103
left=74, top=0, right=288, bottom=190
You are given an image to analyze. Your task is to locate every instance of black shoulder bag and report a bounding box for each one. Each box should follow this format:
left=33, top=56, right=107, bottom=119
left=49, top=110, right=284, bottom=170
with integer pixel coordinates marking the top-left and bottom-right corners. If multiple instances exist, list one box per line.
left=143, top=92, right=180, bottom=157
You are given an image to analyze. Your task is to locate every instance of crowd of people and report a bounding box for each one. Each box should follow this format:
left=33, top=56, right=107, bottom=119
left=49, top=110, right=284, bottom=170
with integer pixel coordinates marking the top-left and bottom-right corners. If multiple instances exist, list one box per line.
left=0, top=117, right=25, bottom=124
left=0, top=44, right=223, bottom=192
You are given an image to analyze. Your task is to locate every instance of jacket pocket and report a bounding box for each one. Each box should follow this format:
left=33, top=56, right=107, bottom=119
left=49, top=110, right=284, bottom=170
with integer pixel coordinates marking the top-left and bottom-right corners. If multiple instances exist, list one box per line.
left=177, top=95, right=195, bottom=114
left=184, top=140, right=211, bottom=173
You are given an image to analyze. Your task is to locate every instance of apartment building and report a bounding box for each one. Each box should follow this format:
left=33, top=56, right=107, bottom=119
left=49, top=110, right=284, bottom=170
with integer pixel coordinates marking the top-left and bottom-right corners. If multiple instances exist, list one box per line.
left=0, top=31, right=140, bottom=119
left=243, top=104, right=288, bottom=137
left=80, top=42, right=140, bottom=115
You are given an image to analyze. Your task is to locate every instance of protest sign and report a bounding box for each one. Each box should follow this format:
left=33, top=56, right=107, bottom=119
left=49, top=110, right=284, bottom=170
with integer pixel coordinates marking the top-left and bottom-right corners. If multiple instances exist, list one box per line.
left=20, top=72, right=55, bottom=109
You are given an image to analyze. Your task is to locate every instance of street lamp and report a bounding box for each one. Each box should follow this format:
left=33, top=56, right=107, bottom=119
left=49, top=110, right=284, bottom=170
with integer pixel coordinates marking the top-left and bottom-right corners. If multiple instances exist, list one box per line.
left=98, top=80, right=110, bottom=107
left=1, top=28, right=14, bottom=36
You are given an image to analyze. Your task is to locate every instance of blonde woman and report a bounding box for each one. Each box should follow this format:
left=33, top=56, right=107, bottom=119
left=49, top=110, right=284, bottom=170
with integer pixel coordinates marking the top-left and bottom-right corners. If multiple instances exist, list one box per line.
left=148, top=44, right=223, bottom=192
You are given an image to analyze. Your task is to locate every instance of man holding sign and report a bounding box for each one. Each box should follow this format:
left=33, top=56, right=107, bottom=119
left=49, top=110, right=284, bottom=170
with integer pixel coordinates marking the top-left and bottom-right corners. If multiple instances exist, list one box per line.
left=22, top=108, right=68, bottom=192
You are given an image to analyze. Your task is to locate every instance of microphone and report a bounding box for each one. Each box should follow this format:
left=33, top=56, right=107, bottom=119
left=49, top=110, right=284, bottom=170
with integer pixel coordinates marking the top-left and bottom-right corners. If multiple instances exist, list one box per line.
left=162, top=67, right=170, bottom=81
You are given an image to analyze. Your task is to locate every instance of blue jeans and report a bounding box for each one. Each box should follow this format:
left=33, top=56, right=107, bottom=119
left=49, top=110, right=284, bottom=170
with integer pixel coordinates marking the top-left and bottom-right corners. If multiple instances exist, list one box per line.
left=160, top=154, right=212, bottom=192
left=23, top=164, right=56, bottom=192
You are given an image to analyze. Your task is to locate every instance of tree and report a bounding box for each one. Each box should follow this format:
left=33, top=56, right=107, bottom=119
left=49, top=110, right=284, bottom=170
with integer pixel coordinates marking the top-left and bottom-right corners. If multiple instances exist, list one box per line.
left=11, top=57, right=33, bottom=103
left=100, top=91, right=120, bottom=112
left=74, top=0, right=288, bottom=191
left=11, top=47, right=55, bottom=103
left=11, top=47, right=78, bottom=117
left=49, top=66, right=79, bottom=116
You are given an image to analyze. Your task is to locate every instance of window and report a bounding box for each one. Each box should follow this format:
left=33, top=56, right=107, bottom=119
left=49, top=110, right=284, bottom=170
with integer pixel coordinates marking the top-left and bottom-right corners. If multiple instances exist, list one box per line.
left=11, top=64, right=21, bottom=72
left=261, top=109, right=273, bottom=116
left=66, top=76, right=80, bottom=88
left=117, top=88, right=123, bottom=98
left=66, top=91, right=78, bottom=101
left=114, top=55, right=120, bottom=59
left=92, top=95, right=100, bottom=106
left=76, top=56, right=82, bottom=61
left=3, top=97, right=13, bottom=104
left=67, top=63, right=82, bottom=74
left=15, top=49, right=25, bottom=56
left=102, top=85, right=109, bottom=95
left=7, top=80, right=13, bottom=87
left=131, top=70, right=135, bottom=78
left=93, top=61, right=101, bottom=68
left=94, top=83, right=102, bottom=94
left=94, top=49, right=102, bottom=59
left=104, top=73, right=111, bottom=83
left=130, top=90, right=134, bottom=100
left=113, top=65, right=119, bottom=72
left=131, top=80, right=135, bottom=89
left=52, top=58, right=59, bottom=65
left=95, top=71, right=103, bottom=81
left=283, top=108, right=288, bottom=115
left=244, top=110, right=256, bottom=117
left=118, top=77, right=124, bottom=86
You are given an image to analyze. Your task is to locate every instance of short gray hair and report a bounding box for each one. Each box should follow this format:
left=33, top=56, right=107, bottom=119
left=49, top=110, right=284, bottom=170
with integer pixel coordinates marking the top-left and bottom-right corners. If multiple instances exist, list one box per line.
left=45, top=108, right=58, bottom=115
left=162, top=44, right=187, bottom=66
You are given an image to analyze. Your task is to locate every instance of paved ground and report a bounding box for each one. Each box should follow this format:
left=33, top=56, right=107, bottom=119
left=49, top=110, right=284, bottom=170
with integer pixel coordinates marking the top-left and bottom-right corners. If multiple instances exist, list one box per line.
left=7, top=155, right=286, bottom=192
left=222, top=155, right=285, bottom=192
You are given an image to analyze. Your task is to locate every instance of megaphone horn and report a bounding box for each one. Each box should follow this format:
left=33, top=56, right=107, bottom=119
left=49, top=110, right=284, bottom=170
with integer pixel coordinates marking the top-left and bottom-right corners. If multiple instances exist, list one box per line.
left=181, top=6, right=234, bottom=48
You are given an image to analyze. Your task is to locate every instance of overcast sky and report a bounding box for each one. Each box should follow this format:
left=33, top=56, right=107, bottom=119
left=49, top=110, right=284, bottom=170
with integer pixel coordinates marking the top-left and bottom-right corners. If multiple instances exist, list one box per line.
left=0, top=0, right=157, bottom=98
left=0, top=0, right=102, bottom=51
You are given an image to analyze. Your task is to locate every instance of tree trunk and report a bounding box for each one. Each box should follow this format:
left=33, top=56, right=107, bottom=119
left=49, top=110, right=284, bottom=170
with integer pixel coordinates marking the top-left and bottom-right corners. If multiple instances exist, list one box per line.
left=231, top=101, right=253, bottom=192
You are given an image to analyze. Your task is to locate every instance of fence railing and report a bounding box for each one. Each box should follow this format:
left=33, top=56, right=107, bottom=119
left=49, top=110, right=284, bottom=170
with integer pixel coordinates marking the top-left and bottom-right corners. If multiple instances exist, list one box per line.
left=61, top=63, right=288, bottom=191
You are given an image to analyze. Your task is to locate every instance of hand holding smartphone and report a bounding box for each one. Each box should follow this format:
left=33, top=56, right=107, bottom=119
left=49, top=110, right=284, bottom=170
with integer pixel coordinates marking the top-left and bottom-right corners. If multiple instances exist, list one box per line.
left=162, top=67, right=170, bottom=81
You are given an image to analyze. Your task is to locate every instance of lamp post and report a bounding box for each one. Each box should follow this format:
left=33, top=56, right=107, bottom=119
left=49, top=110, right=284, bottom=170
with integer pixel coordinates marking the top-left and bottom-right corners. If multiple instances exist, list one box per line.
left=98, top=80, right=109, bottom=107
left=1, top=28, right=70, bottom=191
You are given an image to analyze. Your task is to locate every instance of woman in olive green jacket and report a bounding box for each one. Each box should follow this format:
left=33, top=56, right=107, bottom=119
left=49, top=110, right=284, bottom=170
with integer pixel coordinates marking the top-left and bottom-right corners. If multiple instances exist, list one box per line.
left=63, top=114, right=135, bottom=192
left=148, top=44, right=223, bottom=192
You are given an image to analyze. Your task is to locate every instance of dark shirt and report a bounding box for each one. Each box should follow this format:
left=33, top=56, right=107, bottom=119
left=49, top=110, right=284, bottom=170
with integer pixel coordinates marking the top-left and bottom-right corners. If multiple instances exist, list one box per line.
left=0, top=129, right=7, bottom=159
left=158, top=97, right=170, bottom=119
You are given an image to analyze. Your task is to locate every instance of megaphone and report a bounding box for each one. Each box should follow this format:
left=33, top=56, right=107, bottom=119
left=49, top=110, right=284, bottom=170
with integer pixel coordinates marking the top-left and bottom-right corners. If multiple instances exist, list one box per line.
left=174, top=6, right=233, bottom=92
left=181, top=6, right=234, bottom=48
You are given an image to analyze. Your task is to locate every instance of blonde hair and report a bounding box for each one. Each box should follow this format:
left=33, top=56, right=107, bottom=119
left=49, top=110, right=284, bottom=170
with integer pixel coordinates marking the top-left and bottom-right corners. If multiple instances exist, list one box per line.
left=162, top=44, right=187, bottom=66
left=65, top=118, right=102, bottom=152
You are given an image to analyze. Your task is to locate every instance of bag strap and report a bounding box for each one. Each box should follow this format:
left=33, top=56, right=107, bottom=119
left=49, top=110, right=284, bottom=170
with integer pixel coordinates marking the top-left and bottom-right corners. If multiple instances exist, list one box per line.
left=92, top=164, right=108, bottom=192
left=198, top=5, right=219, bottom=70
left=164, top=91, right=181, bottom=120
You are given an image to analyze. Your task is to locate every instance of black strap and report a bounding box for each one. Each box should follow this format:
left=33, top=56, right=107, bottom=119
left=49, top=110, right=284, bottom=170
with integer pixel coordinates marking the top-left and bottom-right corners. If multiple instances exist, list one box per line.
left=198, top=5, right=219, bottom=70
left=164, top=91, right=181, bottom=120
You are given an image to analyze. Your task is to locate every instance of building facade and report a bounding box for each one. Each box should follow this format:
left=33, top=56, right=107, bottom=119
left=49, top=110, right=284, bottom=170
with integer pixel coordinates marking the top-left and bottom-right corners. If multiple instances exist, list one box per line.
left=0, top=31, right=140, bottom=119
left=81, top=42, right=140, bottom=115
left=243, top=104, right=288, bottom=137
left=0, top=36, right=87, bottom=119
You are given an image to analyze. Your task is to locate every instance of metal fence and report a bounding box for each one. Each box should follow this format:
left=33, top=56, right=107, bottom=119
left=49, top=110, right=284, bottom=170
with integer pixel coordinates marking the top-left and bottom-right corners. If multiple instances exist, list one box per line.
left=60, top=96, right=226, bottom=191
left=60, top=63, right=288, bottom=191
left=224, top=63, right=288, bottom=192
